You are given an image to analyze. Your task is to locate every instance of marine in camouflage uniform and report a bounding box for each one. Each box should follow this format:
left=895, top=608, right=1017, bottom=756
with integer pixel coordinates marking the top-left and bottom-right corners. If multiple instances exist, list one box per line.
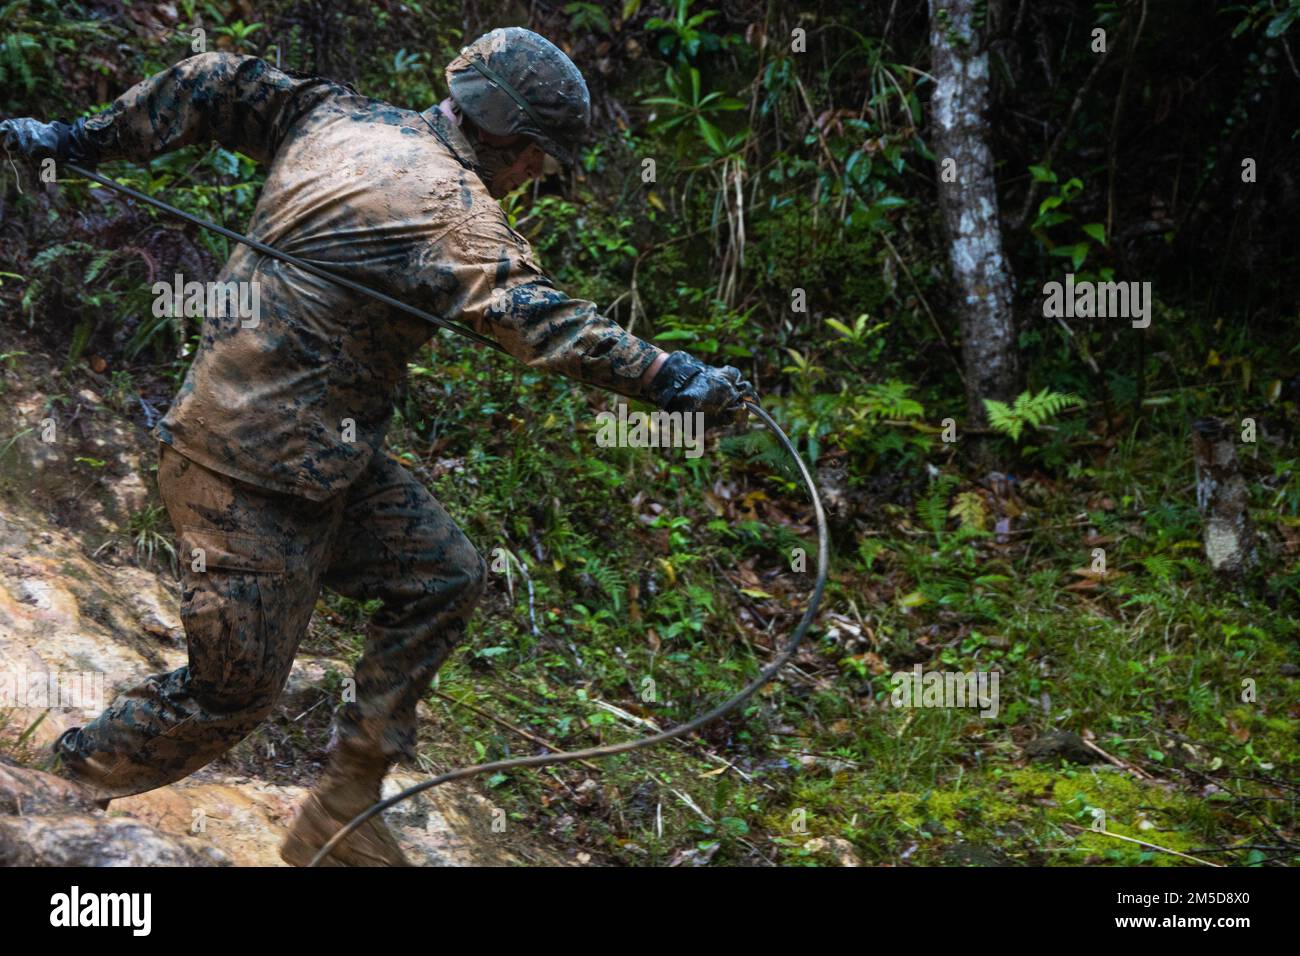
left=0, top=27, right=753, bottom=865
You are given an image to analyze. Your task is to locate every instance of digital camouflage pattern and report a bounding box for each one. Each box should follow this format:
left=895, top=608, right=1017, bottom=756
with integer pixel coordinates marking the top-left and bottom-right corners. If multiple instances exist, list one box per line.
left=17, top=40, right=755, bottom=865
left=56, top=441, right=486, bottom=801
left=73, top=50, right=663, bottom=501
left=46, top=46, right=666, bottom=841
left=445, top=26, right=592, bottom=166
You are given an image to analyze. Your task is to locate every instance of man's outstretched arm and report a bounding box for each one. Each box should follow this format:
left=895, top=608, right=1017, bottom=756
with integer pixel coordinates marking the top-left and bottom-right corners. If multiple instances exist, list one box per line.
left=1, top=51, right=335, bottom=167
left=404, top=205, right=753, bottom=413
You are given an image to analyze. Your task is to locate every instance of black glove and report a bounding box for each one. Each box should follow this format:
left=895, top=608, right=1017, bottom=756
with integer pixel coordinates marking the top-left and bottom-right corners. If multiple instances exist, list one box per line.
left=650, top=351, right=756, bottom=420
left=0, top=117, right=94, bottom=167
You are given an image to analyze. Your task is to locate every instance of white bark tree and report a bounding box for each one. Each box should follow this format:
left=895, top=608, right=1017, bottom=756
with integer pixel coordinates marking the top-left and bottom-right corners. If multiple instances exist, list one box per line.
left=928, top=0, right=1023, bottom=429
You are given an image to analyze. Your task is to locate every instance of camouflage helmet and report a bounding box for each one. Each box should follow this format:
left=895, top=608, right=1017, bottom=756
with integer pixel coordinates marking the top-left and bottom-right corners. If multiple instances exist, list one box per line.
left=445, top=27, right=591, bottom=167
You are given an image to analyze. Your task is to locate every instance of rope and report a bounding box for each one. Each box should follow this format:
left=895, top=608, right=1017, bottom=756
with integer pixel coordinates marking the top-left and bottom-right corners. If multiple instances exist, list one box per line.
left=308, top=396, right=827, bottom=866
left=58, top=163, right=828, bottom=868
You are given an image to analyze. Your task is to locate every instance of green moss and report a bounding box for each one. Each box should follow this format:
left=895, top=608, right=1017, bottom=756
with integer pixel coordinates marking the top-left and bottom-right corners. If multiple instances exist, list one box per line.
left=1047, top=768, right=1207, bottom=864
left=59, top=561, right=91, bottom=583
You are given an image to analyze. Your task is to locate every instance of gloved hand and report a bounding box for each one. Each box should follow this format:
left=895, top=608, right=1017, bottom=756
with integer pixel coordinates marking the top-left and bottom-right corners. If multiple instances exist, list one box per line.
left=0, top=117, right=92, bottom=166
left=649, top=350, right=756, bottom=424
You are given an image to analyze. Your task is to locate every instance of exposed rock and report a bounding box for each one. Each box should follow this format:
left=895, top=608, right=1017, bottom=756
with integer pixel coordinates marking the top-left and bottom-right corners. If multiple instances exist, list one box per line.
left=0, top=335, right=567, bottom=866
left=0, top=761, right=227, bottom=866
left=109, top=765, right=556, bottom=867
left=940, top=842, right=1011, bottom=867
left=805, top=835, right=861, bottom=866
left=0, top=813, right=229, bottom=866
left=1024, top=730, right=1101, bottom=765
left=0, top=756, right=100, bottom=815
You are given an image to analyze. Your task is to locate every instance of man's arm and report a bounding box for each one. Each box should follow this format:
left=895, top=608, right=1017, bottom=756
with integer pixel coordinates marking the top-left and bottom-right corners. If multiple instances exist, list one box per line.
left=2, top=52, right=335, bottom=167
left=406, top=204, right=665, bottom=401
left=404, top=205, right=751, bottom=411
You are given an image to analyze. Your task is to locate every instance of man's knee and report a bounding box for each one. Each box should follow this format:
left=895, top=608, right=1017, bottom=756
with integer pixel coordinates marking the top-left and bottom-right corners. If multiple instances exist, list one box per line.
left=354, top=531, right=487, bottom=634
left=192, top=673, right=281, bottom=720
left=411, top=535, right=486, bottom=622
left=452, top=537, right=488, bottom=607
left=181, top=568, right=306, bottom=716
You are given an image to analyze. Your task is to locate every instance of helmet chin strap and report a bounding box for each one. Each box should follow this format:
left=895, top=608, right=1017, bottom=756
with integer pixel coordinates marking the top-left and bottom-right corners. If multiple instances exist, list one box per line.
left=471, top=137, right=523, bottom=195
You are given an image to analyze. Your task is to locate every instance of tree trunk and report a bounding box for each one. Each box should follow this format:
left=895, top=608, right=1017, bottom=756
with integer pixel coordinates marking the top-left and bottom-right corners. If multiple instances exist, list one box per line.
left=1192, top=417, right=1258, bottom=578
left=928, top=0, right=1022, bottom=430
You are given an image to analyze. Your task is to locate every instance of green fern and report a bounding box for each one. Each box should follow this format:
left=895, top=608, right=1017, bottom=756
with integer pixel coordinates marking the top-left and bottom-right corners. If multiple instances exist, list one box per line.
left=1141, top=554, right=1178, bottom=582
left=917, top=473, right=960, bottom=536
left=717, top=429, right=796, bottom=478
left=1, top=32, right=37, bottom=93
left=0, top=1, right=120, bottom=95
left=949, top=490, right=987, bottom=531
left=861, top=379, right=925, bottom=421
left=84, top=249, right=116, bottom=284
left=30, top=242, right=93, bottom=271
left=983, top=388, right=1083, bottom=442
left=583, top=555, right=627, bottom=611
left=65, top=316, right=95, bottom=372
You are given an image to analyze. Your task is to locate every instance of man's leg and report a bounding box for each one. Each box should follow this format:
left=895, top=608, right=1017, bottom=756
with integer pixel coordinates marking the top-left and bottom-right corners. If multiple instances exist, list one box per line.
left=280, top=452, right=486, bottom=865
left=53, top=443, right=341, bottom=801
left=323, top=454, right=488, bottom=764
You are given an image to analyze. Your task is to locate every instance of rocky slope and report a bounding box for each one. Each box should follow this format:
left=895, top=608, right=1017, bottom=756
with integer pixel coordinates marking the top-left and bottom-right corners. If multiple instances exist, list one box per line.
left=0, top=327, right=560, bottom=866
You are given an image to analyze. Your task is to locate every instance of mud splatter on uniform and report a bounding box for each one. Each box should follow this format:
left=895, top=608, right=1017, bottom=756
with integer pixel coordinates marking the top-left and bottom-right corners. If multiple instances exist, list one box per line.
left=77, top=51, right=661, bottom=498
left=55, top=51, right=664, bottom=799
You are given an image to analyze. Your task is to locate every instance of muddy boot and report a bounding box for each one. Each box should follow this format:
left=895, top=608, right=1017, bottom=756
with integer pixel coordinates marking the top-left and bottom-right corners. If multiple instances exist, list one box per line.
left=45, top=728, right=113, bottom=810
left=280, top=740, right=412, bottom=867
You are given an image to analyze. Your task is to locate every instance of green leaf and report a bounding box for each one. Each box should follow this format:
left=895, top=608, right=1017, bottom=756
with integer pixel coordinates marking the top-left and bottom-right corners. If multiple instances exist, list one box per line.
left=1265, top=10, right=1298, bottom=37
left=1037, top=211, right=1072, bottom=229
left=720, top=817, right=749, bottom=835
left=697, top=117, right=725, bottom=154
left=897, top=590, right=928, bottom=608
left=1081, top=222, right=1107, bottom=245
left=1038, top=194, right=1063, bottom=215
left=653, top=329, right=697, bottom=341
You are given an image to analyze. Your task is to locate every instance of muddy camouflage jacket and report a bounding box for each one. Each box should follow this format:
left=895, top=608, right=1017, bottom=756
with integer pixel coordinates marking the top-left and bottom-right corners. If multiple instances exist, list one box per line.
left=78, top=52, right=664, bottom=500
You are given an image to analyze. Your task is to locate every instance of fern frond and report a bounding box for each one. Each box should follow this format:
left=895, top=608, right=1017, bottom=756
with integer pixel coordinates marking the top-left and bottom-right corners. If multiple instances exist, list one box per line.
left=983, top=399, right=1021, bottom=441
left=1141, top=554, right=1177, bottom=582
left=84, top=249, right=116, bottom=284
left=31, top=242, right=93, bottom=271
left=917, top=473, right=960, bottom=535
left=984, top=389, right=1082, bottom=442
left=949, top=491, right=987, bottom=531
left=583, top=556, right=627, bottom=611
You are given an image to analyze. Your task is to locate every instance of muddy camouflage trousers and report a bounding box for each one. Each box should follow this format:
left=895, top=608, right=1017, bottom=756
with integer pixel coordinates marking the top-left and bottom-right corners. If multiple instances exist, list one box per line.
left=54, top=442, right=487, bottom=800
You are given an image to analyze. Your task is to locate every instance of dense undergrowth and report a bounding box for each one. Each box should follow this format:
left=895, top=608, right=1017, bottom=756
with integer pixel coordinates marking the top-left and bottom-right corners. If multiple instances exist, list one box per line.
left=1, top=0, right=1297, bottom=865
